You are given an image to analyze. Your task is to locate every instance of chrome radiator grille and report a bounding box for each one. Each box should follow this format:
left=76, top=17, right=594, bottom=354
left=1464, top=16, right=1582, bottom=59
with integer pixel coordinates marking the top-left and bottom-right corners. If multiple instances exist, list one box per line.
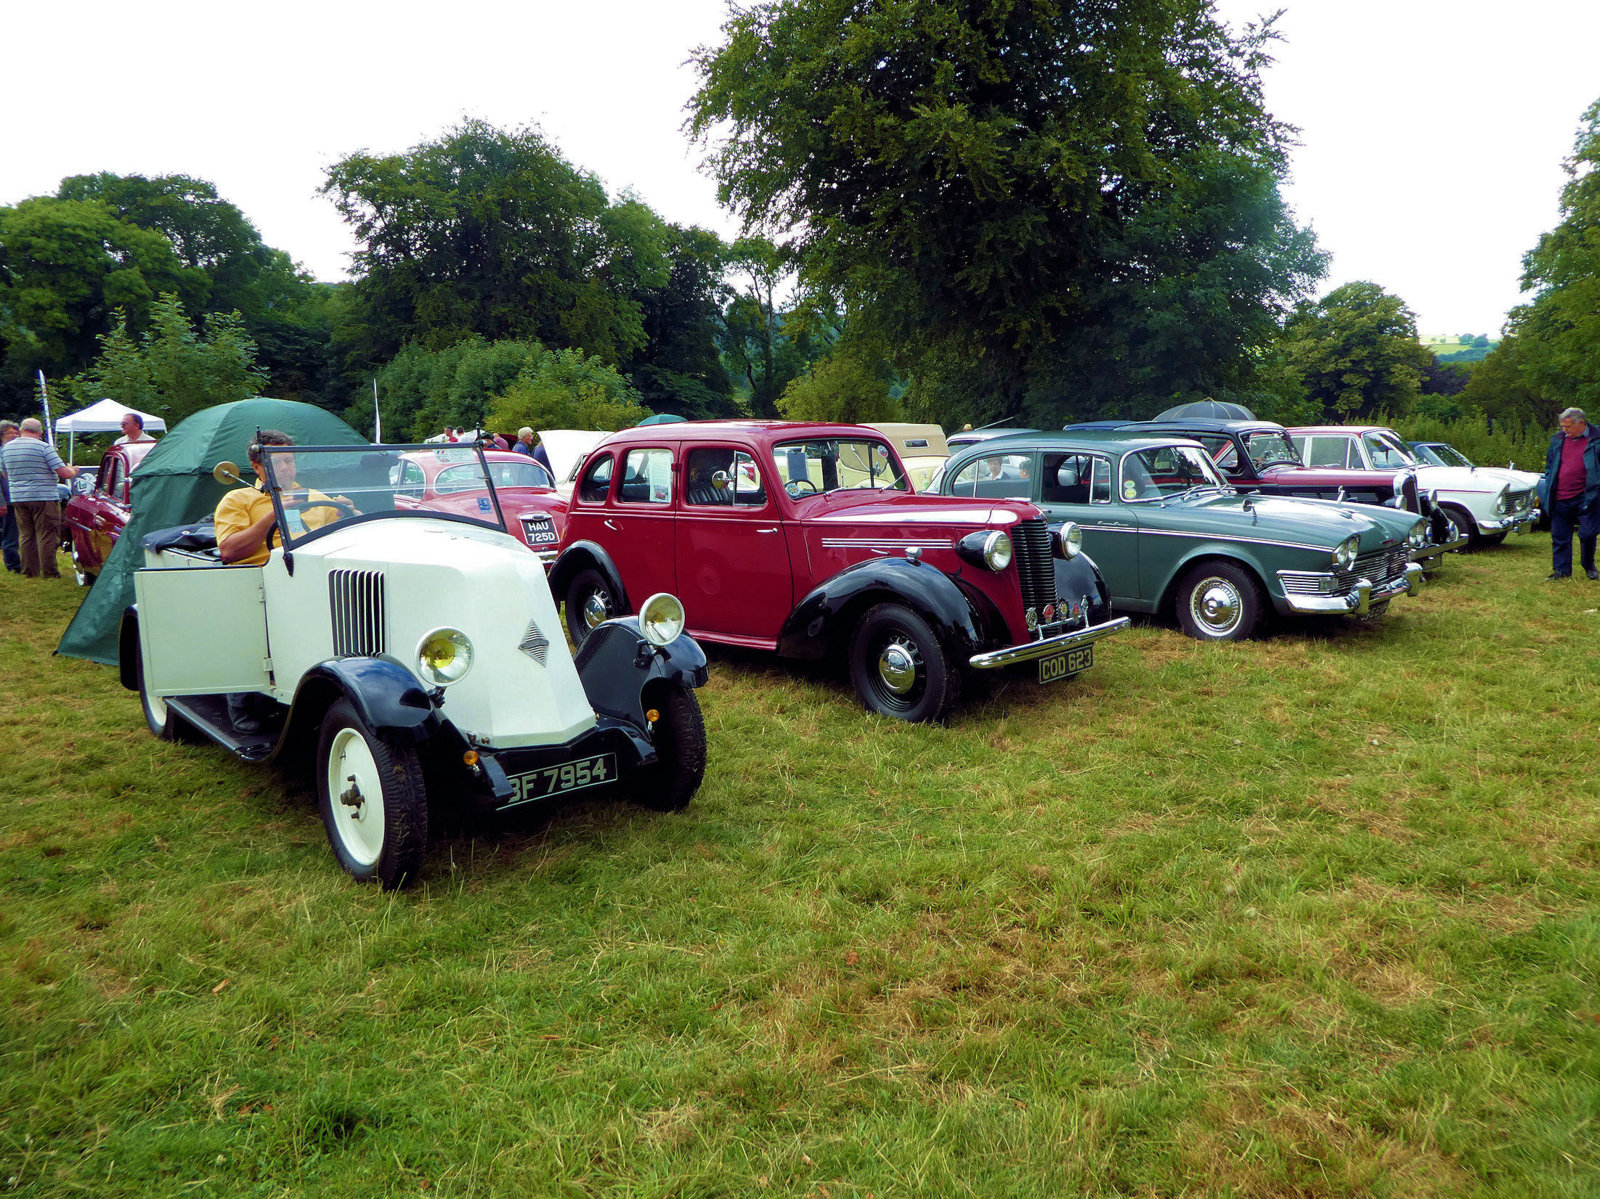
left=329, top=569, right=386, bottom=657
left=1336, top=545, right=1408, bottom=590
left=1013, top=518, right=1056, bottom=611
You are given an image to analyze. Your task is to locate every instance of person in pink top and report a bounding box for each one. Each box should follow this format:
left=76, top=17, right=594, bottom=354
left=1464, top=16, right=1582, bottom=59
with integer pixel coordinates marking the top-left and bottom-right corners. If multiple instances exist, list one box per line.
left=1541, top=407, right=1600, bottom=580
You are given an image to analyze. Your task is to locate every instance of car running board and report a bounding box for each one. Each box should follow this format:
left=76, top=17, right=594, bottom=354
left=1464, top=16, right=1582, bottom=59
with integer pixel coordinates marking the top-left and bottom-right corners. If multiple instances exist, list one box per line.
left=166, top=694, right=280, bottom=762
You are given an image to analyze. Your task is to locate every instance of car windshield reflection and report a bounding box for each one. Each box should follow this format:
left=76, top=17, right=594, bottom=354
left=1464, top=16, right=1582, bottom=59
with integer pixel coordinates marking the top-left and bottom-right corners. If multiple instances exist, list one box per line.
left=1119, top=445, right=1228, bottom=501
left=769, top=438, right=908, bottom=497
left=1243, top=432, right=1304, bottom=469
left=259, top=444, right=508, bottom=548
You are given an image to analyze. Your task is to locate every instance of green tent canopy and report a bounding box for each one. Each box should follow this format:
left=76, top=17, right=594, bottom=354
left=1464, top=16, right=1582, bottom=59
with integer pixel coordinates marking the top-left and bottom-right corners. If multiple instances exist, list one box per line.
left=57, top=398, right=367, bottom=666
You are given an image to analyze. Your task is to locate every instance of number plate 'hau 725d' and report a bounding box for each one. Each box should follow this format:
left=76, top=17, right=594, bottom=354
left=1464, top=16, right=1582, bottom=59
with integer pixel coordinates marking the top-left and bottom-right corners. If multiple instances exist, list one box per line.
left=504, top=753, right=616, bottom=807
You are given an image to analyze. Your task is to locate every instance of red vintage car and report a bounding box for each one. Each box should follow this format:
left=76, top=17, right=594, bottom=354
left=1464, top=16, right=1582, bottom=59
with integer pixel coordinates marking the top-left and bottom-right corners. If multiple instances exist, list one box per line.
left=550, top=421, right=1128, bottom=722
left=393, top=448, right=569, bottom=563
left=63, top=439, right=161, bottom=584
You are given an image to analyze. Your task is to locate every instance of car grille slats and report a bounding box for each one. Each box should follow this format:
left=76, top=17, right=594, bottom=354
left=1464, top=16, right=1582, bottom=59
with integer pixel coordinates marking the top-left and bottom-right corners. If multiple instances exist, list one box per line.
left=1335, top=546, right=1408, bottom=590
left=329, top=569, right=386, bottom=657
left=1013, top=518, right=1056, bottom=611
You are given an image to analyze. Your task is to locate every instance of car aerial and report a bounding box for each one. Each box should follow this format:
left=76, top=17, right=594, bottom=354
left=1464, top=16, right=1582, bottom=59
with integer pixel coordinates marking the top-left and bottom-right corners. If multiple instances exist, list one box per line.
left=1287, top=425, right=1538, bottom=548
left=550, top=421, right=1128, bottom=723
left=1067, top=417, right=1468, bottom=568
left=392, top=446, right=568, bottom=563
left=62, top=439, right=161, bottom=585
left=1409, top=440, right=1548, bottom=529
left=866, top=422, right=951, bottom=491
left=123, top=442, right=710, bottom=890
left=935, top=430, right=1426, bottom=641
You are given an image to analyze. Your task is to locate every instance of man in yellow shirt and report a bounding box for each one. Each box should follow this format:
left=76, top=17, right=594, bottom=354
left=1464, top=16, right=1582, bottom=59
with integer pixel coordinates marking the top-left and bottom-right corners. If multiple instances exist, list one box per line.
left=215, top=430, right=338, bottom=565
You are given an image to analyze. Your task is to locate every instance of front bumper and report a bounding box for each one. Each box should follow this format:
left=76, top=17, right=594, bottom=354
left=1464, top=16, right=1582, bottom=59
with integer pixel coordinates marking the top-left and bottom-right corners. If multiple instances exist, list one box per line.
left=1479, top=509, right=1538, bottom=535
left=1277, top=562, right=1423, bottom=616
left=968, top=616, right=1130, bottom=670
left=1412, top=526, right=1469, bottom=563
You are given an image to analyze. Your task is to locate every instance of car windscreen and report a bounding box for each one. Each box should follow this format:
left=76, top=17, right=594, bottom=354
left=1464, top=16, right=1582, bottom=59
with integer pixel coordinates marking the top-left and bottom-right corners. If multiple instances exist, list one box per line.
left=1426, top=444, right=1472, bottom=468
left=1242, top=431, right=1304, bottom=468
left=769, top=438, right=908, bottom=496
left=260, top=444, right=507, bottom=548
left=1364, top=431, right=1419, bottom=470
left=1118, top=444, right=1228, bottom=501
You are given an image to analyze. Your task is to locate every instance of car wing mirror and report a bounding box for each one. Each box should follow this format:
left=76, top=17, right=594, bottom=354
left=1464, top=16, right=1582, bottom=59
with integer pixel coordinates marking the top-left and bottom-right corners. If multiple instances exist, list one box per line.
left=711, top=470, right=732, bottom=493
left=213, top=461, right=245, bottom=486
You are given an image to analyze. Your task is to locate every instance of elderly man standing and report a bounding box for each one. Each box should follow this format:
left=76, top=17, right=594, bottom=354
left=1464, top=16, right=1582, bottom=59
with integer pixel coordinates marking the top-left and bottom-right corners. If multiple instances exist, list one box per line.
left=0, top=420, right=21, bottom=573
left=1, top=418, right=77, bottom=578
left=114, top=412, right=156, bottom=446
left=1541, top=407, right=1600, bottom=580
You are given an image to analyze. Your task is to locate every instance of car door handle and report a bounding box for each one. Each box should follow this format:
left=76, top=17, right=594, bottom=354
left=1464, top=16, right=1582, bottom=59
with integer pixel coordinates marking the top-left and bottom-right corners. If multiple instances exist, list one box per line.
left=756, top=526, right=778, bottom=534
left=604, top=519, right=620, bottom=531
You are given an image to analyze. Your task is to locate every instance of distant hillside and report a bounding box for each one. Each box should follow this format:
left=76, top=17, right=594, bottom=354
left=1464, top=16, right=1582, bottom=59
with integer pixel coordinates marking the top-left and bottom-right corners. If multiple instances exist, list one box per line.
left=1422, top=334, right=1497, bottom=364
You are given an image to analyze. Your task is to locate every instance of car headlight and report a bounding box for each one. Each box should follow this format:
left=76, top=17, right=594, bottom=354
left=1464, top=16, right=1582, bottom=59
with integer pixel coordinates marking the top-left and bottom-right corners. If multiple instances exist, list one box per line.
left=982, top=530, right=1013, bottom=571
left=638, top=592, right=687, bottom=647
left=1493, top=486, right=1509, bottom=515
left=1407, top=519, right=1427, bottom=549
left=417, top=627, right=474, bottom=687
left=1058, top=521, right=1083, bottom=559
left=1332, top=535, right=1359, bottom=570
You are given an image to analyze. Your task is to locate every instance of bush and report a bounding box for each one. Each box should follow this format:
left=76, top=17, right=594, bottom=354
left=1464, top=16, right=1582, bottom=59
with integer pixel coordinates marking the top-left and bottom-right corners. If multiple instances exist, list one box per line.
left=1386, top=409, right=1551, bottom=470
left=487, top=348, right=648, bottom=433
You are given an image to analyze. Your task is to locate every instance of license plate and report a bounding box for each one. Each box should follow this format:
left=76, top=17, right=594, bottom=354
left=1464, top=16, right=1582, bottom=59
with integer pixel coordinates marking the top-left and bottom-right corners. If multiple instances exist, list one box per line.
left=504, top=752, right=615, bottom=807
left=1038, top=644, right=1093, bottom=684
left=521, top=518, right=559, bottom=545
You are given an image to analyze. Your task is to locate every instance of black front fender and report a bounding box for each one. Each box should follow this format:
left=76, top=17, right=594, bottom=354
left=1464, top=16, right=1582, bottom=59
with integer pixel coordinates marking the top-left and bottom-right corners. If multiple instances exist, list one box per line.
left=549, top=541, right=631, bottom=613
left=776, top=557, right=986, bottom=661
left=573, top=617, right=709, bottom=728
left=1054, top=548, right=1115, bottom=624
left=287, top=657, right=444, bottom=748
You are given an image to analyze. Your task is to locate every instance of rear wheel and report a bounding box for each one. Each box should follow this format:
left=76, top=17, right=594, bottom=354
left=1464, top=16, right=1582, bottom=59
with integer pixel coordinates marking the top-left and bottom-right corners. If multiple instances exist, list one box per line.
left=136, top=626, right=198, bottom=742
left=316, top=699, right=428, bottom=890
left=564, top=567, right=620, bottom=647
left=848, top=603, right=959, bottom=723
left=632, top=685, right=707, bottom=811
left=1175, top=561, right=1262, bottom=642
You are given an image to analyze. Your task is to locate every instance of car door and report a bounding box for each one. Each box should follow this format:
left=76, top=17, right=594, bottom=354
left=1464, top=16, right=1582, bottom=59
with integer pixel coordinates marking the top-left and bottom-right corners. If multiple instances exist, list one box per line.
left=1034, top=451, right=1142, bottom=602
left=605, top=446, right=679, bottom=603
left=674, top=445, right=793, bottom=644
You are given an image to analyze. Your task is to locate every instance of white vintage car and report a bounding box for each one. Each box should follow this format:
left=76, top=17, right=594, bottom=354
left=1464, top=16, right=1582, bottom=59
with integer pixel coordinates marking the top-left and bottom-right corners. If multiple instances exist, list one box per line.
left=119, top=443, right=710, bottom=889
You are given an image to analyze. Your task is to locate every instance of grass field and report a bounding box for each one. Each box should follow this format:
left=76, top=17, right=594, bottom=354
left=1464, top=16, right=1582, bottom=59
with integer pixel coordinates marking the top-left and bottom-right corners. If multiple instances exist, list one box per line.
left=4, top=535, right=1598, bottom=1197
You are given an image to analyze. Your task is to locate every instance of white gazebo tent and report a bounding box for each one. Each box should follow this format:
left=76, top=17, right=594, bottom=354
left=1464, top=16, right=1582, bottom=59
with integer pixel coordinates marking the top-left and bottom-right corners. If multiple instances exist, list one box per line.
left=52, top=399, right=167, bottom=463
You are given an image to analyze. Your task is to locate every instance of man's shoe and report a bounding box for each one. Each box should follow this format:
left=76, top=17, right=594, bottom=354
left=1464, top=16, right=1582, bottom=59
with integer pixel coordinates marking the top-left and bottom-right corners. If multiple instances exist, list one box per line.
left=1586, top=568, right=1598, bottom=580
left=233, top=715, right=262, bottom=734
left=1546, top=572, right=1572, bottom=580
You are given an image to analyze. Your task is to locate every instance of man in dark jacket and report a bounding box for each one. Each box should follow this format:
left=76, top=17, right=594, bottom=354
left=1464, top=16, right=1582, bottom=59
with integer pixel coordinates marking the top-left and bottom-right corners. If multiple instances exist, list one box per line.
left=1541, top=407, right=1600, bottom=579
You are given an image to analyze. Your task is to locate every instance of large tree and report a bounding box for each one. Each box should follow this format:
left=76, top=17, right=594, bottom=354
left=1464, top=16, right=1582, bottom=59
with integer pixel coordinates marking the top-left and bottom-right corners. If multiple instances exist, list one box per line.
left=1275, top=282, right=1433, bottom=421
left=1506, top=98, right=1600, bottom=413
left=690, top=0, right=1324, bottom=425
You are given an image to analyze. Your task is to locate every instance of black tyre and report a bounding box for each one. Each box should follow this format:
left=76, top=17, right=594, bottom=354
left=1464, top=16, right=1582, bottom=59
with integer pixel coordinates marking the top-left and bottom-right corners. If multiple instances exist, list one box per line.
left=564, top=567, right=620, bottom=647
left=632, top=685, right=707, bottom=811
left=1444, top=504, right=1499, bottom=550
left=1175, top=561, right=1262, bottom=642
left=135, top=628, right=199, bottom=742
left=316, top=699, right=429, bottom=890
left=847, top=603, right=959, bottom=723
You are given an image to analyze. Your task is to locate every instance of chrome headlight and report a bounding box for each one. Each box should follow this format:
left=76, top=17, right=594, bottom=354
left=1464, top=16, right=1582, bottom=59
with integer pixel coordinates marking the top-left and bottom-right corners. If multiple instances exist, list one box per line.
left=417, top=627, right=474, bottom=687
left=1332, top=535, right=1359, bottom=570
left=638, top=592, right=687, bottom=647
left=982, top=530, right=1013, bottom=572
left=1407, top=519, right=1427, bottom=549
left=1493, top=486, right=1509, bottom=515
left=1058, top=521, right=1083, bottom=559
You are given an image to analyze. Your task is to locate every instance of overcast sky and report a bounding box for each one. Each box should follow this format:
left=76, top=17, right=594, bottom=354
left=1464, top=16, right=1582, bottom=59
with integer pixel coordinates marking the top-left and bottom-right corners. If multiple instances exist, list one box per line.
left=3, top=0, right=1596, bottom=339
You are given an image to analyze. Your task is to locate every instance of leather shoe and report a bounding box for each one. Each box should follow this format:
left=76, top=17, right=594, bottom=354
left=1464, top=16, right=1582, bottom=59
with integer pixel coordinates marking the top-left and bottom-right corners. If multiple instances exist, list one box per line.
left=1546, top=572, right=1572, bottom=580
left=1587, top=568, right=1599, bottom=580
left=233, top=715, right=262, bottom=734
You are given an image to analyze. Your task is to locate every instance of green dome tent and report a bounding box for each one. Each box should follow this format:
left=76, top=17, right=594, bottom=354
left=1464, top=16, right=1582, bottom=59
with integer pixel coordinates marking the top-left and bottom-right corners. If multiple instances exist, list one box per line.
left=57, top=398, right=367, bottom=666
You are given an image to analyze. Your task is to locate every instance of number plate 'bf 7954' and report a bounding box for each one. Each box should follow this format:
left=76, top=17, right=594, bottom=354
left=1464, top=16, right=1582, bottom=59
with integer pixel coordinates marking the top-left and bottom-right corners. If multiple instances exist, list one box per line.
left=505, top=753, right=616, bottom=807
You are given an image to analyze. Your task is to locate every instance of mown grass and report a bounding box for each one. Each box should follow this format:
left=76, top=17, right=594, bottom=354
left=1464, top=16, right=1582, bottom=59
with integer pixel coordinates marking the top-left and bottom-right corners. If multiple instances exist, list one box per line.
left=3, top=536, right=1598, bottom=1198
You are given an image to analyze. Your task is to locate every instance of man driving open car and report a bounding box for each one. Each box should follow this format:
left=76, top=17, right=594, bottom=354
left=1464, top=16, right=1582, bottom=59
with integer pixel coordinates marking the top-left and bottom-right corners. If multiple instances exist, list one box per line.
left=215, top=430, right=343, bottom=565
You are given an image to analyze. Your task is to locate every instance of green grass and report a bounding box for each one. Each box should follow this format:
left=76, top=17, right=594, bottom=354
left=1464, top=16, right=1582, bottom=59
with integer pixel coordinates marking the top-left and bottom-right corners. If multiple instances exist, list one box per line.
left=4, top=537, right=1599, bottom=1197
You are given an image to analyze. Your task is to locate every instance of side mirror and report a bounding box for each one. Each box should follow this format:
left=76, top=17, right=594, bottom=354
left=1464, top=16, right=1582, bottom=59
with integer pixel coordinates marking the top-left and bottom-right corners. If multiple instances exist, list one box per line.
left=213, top=461, right=245, bottom=486
left=1056, top=466, right=1079, bottom=487
left=710, top=470, right=732, bottom=493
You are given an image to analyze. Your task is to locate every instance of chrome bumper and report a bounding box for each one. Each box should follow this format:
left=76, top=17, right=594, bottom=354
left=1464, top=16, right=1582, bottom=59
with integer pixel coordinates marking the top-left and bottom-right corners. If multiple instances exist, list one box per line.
left=1412, top=527, right=1469, bottom=562
left=1278, top=563, right=1423, bottom=616
left=1480, top=510, right=1538, bottom=535
left=968, top=616, right=1130, bottom=670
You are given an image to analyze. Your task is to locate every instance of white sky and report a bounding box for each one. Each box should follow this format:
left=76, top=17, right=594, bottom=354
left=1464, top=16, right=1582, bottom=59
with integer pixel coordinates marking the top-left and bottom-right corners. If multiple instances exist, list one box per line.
left=3, top=0, right=1596, bottom=339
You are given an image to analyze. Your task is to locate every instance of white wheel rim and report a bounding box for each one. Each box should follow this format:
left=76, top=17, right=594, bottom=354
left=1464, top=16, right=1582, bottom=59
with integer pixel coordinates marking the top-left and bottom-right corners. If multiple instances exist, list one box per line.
left=145, top=689, right=167, bottom=728
left=326, top=727, right=386, bottom=867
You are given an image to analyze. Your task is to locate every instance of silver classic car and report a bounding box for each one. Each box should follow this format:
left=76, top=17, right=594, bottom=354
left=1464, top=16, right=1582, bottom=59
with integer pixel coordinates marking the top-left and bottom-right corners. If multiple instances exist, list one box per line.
left=935, top=431, right=1426, bottom=640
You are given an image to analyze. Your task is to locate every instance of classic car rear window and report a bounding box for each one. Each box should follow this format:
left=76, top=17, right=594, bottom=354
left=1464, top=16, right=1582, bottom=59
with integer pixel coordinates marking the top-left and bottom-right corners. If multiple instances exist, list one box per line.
left=1299, top=436, right=1350, bottom=468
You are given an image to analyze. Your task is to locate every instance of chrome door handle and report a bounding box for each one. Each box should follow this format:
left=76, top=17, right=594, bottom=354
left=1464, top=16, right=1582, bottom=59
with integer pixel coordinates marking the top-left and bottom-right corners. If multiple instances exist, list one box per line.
left=604, top=519, right=620, bottom=531
left=756, top=526, right=779, bottom=534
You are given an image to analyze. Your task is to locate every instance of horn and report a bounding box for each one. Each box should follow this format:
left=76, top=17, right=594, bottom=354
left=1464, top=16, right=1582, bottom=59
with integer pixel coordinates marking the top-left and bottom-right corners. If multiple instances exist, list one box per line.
left=213, top=461, right=245, bottom=486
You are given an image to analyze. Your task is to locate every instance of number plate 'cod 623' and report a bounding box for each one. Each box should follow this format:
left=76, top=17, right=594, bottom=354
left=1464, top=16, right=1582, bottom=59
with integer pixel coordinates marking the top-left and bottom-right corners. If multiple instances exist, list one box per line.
left=1038, top=644, right=1093, bottom=684
left=505, top=752, right=616, bottom=806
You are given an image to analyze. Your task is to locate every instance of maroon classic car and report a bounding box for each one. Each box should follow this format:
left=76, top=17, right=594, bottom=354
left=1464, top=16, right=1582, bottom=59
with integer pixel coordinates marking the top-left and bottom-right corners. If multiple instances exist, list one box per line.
left=63, top=439, right=160, bottom=584
left=1072, top=418, right=1468, bottom=565
left=393, top=448, right=569, bottom=564
left=550, top=421, right=1128, bottom=722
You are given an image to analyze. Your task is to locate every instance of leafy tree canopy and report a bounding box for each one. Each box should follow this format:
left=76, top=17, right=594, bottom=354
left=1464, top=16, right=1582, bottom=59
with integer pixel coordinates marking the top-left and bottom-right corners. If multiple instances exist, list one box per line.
left=690, top=0, right=1325, bottom=424
left=487, top=348, right=647, bottom=434
left=777, top=349, right=901, bottom=423
left=1275, top=282, right=1433, bottom=421
left=70, top=293, right=267, bottom=424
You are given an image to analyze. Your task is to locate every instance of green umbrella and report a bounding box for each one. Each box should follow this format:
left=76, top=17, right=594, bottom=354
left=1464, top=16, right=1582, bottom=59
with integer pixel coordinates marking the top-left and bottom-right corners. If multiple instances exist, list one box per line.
left=637, top=413, right=688, bottom=425
left=57, top=397, right=367, bottom=666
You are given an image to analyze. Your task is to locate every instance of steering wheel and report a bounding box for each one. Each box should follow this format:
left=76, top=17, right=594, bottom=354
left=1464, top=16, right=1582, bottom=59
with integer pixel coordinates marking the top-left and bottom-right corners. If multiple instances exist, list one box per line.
left=289, top=499, right=360, bottom=521
left=785, top=479, right=819, bottom=498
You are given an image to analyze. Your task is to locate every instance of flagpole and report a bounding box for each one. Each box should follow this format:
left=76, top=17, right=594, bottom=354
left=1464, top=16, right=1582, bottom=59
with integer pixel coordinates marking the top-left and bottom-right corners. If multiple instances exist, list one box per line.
left=36, top=371, right=54, bottom=447
left=373, top=379, right=382, bottom=443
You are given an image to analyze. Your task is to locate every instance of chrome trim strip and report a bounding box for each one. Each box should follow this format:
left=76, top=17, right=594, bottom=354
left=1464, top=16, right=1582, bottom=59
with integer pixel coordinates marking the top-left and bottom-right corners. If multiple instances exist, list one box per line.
left=1085, top=525, right=1336, bottom=554
left=968, top=617, right=1130, bottom=670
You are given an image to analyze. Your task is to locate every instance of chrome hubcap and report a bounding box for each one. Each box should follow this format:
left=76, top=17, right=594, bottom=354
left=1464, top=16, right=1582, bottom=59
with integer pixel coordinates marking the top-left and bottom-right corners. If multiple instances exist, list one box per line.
left=1194, top=580, right=1242, bottom=633
left=582, top=591, right=611, bottom=630
left=877, top=640, right=919, bottom=694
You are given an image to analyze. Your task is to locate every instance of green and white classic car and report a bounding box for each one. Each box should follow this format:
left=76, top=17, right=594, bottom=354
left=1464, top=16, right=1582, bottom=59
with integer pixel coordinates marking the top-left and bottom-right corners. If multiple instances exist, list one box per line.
left=934, top=430, right=1426, bottom=641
